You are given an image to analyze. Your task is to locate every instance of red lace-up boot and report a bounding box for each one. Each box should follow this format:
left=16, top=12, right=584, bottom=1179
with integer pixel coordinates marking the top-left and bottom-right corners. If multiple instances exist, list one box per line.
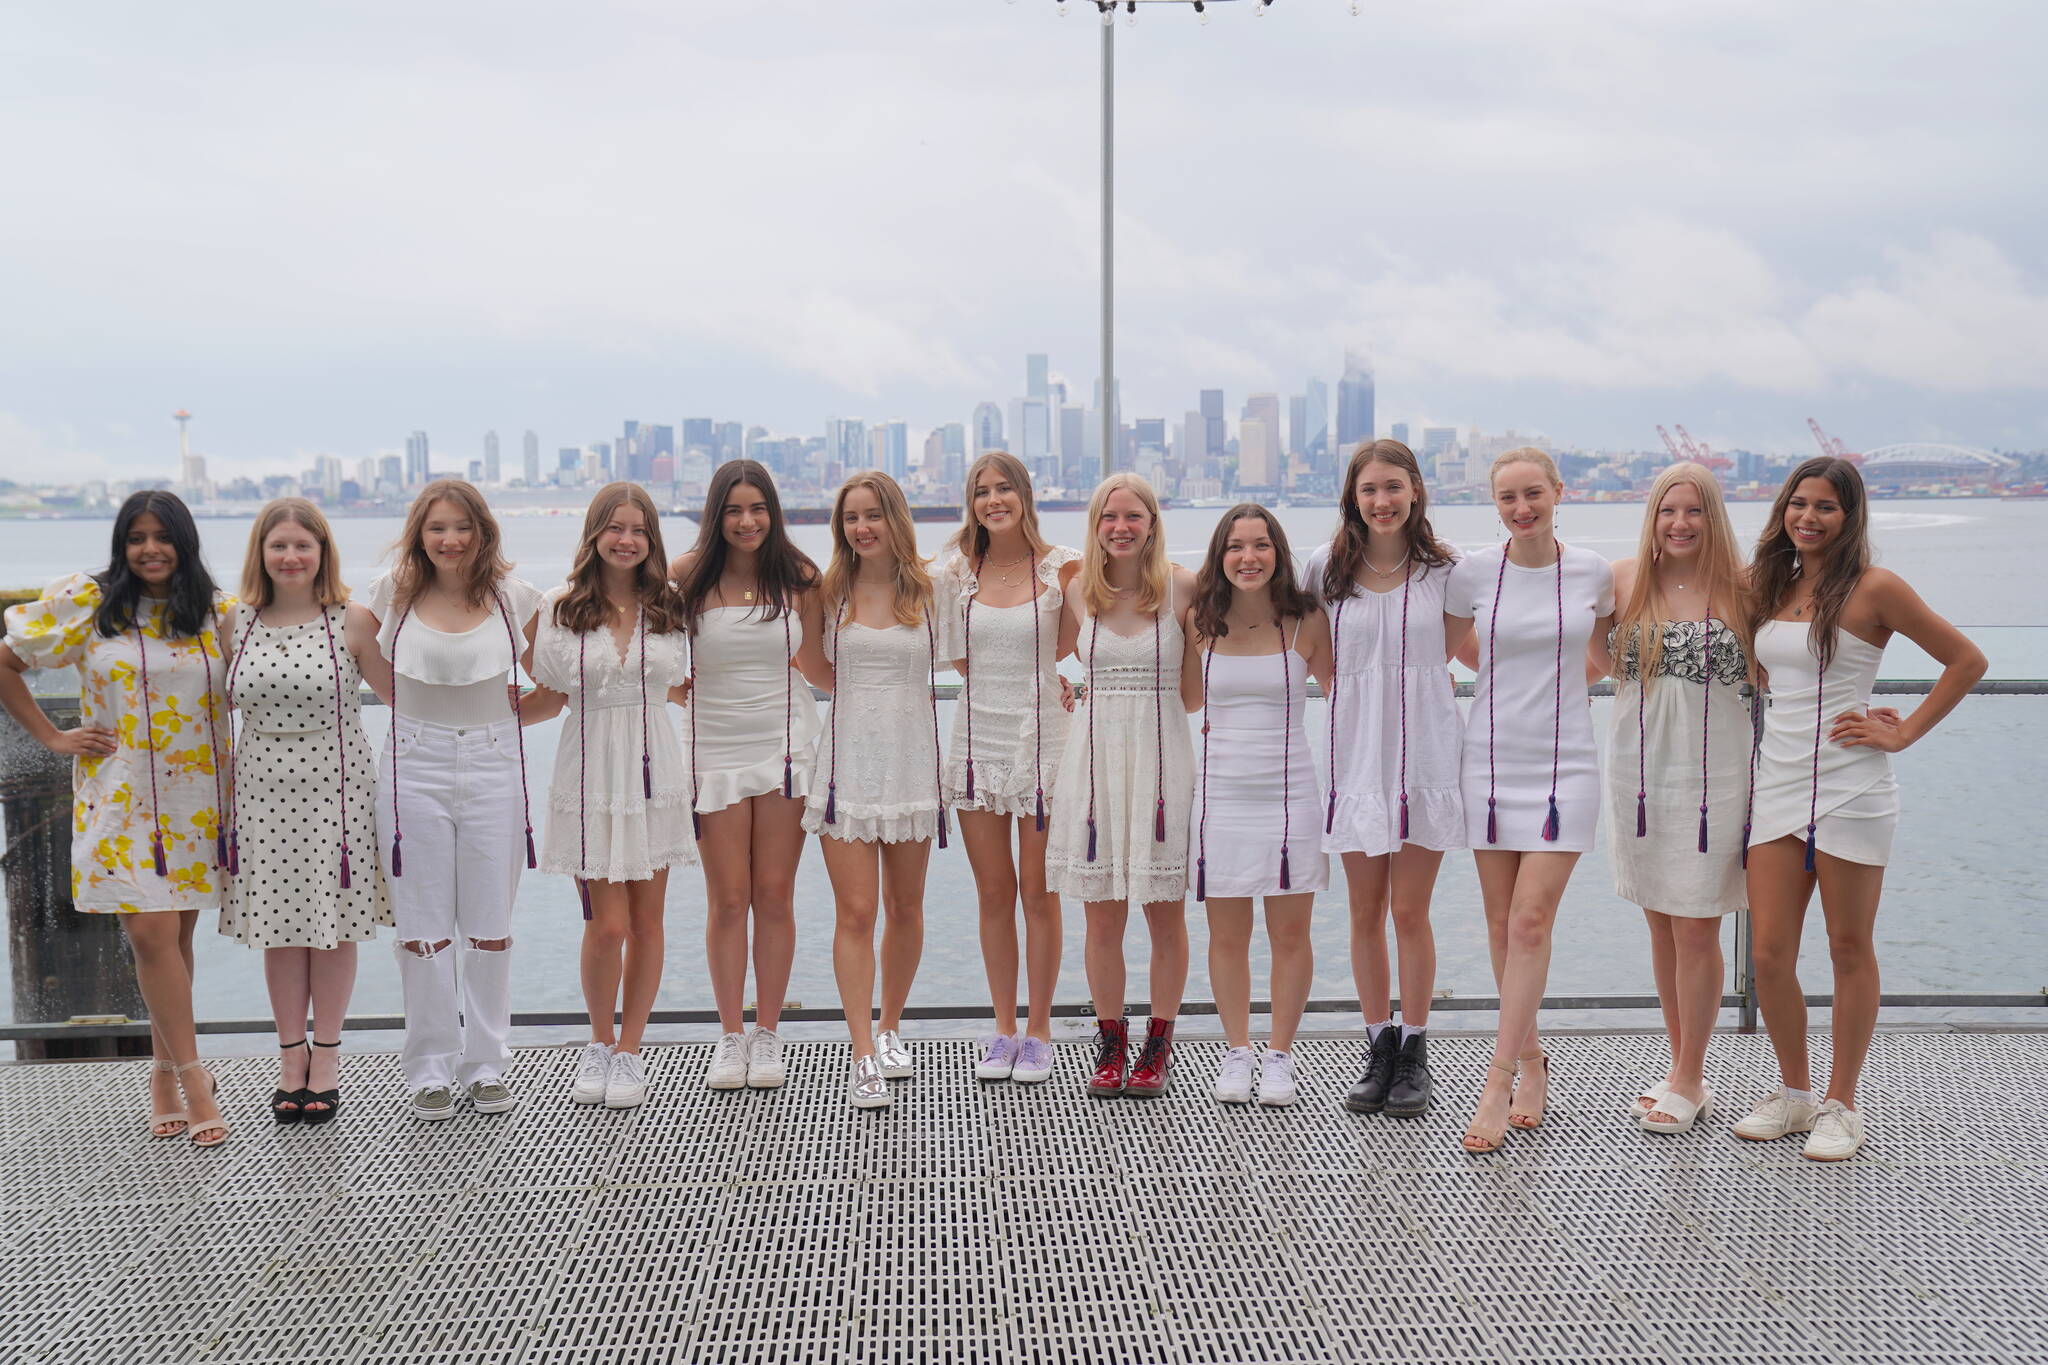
left=1086, top=1018, right=1130, bottom=1097
left=1125, top=1017, right=1176, bottom=1098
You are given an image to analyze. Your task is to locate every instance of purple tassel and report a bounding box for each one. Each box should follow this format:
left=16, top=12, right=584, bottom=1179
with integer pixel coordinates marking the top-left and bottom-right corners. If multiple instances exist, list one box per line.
left=228, top=830, right=240, bottom=877
left=1279, top=847, right=1291, bottom=891
left=1803, top=824, right=1817, bottom=872
left=1697, top=806, right=1709, bottom=854
left=691, top=810, right=702, bottom=839
left=390, top=835, right=404, bottom=878
left=339, top=847, right=352, bottom=890
left=936, top=811, right=949, bottom=850
left=1086, top=817, right=1098, bottom=863
left=1485, top=799, right=1498, bottom=846
left=824, top=782, right=837, bottom=825
left=524, top=829, right=537, bottom=869
left=1635, top=793, right=1647, bottom=838
left=214, top=831, right=228, bottom=870
left=642, top=755, right=653, bottom=801
left=1324, top=794, right=1336, bottom=835
left=1034, top=790, right=1045, bottom=833
left=1153, top=798, right=1166, bottom=844
left=1195, top=857, right=1206, bottom=902
left=577, top=879, right=593, bottom=920
left=1542, top=797, right=1560, bottom=843
left=1398, top=795, right=1409, bottom=842
left=1741, top=822, right=1752, bottom=868
left=150, top=831, right=168, bottom=878
left=964, top=762, right=976, bottom=802
left=782, top=757, right=793, bottom=799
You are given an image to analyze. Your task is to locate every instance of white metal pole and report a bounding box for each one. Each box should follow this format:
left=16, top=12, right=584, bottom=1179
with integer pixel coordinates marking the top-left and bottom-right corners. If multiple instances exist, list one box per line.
left=1100, top=20, right=1115, bottom=484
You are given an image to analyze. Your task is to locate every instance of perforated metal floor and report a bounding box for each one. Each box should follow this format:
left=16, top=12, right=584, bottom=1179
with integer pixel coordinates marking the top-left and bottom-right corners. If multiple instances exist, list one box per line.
left=4, top=1030, right=2045, bottom=1364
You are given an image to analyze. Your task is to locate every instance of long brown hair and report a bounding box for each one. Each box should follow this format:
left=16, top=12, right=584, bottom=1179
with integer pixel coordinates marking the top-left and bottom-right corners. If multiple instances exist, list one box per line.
left=820, top=470, right=932, bottom=627
left=240, top=497, right=348, bottom=610
left=552, top=482, right=683, bottom=635
left=1748, top=456, right=1869, bottom=670
left=1079, top=472, right=1170, bottom=616
left=1614, top=463, right=1749, bottom=681
left=675, top=459, right=816, bottom=625
left=390, top=479, right=512, bottom=608
left=950, top=450, right=1053, bottom=566
left=1192, top=504, right=1318, bottom=641
left=1321, top=439, right=1452, bottom=602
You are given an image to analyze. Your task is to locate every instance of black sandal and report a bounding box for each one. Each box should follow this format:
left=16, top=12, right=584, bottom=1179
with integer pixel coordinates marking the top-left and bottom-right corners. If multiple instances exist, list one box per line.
left=272, top=1040, right=309, bottom=1124
left=303, top=1039, right=343, bottom=1126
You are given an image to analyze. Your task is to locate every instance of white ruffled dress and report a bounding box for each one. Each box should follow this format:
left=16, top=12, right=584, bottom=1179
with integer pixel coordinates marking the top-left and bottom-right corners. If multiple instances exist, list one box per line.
left=800, top=610, right=946, bottom=845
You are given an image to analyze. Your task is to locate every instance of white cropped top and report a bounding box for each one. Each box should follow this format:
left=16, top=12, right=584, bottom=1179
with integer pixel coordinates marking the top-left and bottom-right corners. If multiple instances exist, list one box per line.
left=366, top=572, right=543, bottom=727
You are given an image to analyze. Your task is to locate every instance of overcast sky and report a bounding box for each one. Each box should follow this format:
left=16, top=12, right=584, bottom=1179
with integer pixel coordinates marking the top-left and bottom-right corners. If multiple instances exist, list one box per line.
left=3, top=0, right=2043, bottom=480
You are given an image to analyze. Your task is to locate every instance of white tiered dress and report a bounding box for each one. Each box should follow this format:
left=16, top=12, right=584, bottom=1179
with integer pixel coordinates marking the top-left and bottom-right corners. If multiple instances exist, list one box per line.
left=1304, top=545, right=1465, bottom=858
left=1748, top=621, right=1898, bottom=866
left=1043, top=600, right=1197, bottom=905
left=935, top=546, right=1079, bottom=820
left=801, top=612, right=946, bottom=845
left=1189, top=627, right=1330, bottom=899
left=1605, top=618, right=1755, bottom=916
left=1445, top=544, right=1614, bottom=853
left=686, top=604, right=822, bottom=814
left=531, top=587, right=697, bottom=883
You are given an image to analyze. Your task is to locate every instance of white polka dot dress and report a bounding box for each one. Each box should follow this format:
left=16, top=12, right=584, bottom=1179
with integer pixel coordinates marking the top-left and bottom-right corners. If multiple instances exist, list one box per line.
left=220, top=607, right=392, bottom=949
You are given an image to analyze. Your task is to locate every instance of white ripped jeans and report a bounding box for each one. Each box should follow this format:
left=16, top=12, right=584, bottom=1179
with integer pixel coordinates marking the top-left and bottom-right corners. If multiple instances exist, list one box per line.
left=375, top=715, right=527, bottom=1090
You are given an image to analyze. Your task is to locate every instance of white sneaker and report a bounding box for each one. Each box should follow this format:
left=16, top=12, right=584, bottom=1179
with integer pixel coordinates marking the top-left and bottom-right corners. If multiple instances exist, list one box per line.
left=849, top=1055, right=891, bottom=1109
left=1214, top=1046, right=1256, bottom=1104
left=1802, top=1099, right=1866, bottom=1161
left=1258, top=1048, right=1299, bottom=1107
left=875, top=1029, right=914, bottom=1079
left=604, top=1051, right=649, bottom=1110
left=746, top=1027, right=787, bottom=1089
left=1733, top=1085, right=1821, bottom=1141
left=707, top=1032, right=748, bottom=1090
left=570, top=1042, right=613, bottom=1105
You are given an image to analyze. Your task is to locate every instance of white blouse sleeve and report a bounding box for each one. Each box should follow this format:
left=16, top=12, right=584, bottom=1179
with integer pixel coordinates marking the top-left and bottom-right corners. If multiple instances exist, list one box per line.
left=1443, top=553, right=1482, bottom=619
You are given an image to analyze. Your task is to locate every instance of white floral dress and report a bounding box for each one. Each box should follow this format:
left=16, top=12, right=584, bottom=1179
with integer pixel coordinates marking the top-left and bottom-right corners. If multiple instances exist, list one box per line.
left=3, top=573, right=234, bottom=913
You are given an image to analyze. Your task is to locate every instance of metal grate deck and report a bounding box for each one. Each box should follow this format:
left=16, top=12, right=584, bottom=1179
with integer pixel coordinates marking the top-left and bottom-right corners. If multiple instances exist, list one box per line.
left=3, top=1029, right=2045, bottom=1364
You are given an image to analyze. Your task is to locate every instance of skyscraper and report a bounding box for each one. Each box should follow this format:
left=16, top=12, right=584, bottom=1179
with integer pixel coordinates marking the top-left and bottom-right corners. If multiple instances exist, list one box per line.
left=884, top=420, right=909, bottom=481
left=972, top=402, right=1003, bottom=455
left=523, top=430, right=540, bottom=487
left=1390, top=422, right=1409, bottom=448
left=1336, top=351, right=1374, bottom=450
left=483, top=431, right=500, bottom=485
left=405, top=431, right=430, bottom=487
left=1026, top=353, right=1049, bottom=401
left=1200, top=389, right=1225, bottom=464
left=1302, top=378, right=1329, bottom=466
left=682, top=418, right=716, bottom=454
left=1238, top=418, right=1278, bottom=490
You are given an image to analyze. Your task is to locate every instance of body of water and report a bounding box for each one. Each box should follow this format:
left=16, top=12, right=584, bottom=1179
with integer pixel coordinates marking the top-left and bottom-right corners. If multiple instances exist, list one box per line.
left=3, top=498, right=2042, bottom=1044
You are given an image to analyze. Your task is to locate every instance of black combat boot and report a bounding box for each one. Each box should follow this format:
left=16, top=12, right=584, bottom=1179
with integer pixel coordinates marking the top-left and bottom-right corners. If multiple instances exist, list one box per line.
left=1342, top=1026, right=1400, bottom=1115
left=1385, top=1029, right=1434, bottom=1119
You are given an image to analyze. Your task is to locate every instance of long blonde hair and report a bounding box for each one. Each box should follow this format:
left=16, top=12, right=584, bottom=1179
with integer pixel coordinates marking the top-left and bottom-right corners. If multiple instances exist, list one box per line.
left=1079, top=472, right=1170, bottom=616
left=820, top=470, right=932, bottom=627
left=390, top=479, right=512, bottom=608
left=240, top=497, right=348, bottom=610
left=1616, top=462, right=1749, bottom=681
left=950, top=450, right=1053, bottom=566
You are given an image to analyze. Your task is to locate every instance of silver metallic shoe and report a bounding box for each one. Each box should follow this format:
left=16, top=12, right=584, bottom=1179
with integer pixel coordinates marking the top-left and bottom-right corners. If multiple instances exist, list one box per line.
left=875, top=1029, right=914, bottom=1079
left=848, top=1055, right=892, bottom=1110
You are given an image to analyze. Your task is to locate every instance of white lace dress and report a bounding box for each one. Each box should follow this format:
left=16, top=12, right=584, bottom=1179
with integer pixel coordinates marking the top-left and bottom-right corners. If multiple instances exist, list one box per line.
left=935, top=546, right=1079, bottom=820
left=1043, top=604, right=1196, bottom=905
left=531, top=586, right=697, bottom=882
left=800, top=612, right=946, bottom=844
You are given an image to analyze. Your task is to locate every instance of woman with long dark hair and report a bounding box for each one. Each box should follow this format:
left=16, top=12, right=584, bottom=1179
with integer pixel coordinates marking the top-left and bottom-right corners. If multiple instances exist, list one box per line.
left=521, top=483, right=695, bottom=1110
left=1305, top=439, right=1465, bottom=1121
left=935, top=451, right=1080, bottom=1084
left=0, top=490, right=234, bottom=1146
left=1183, top=505, right=1330, bottom=1106
left=670, top=460, right=830, bottom=1091
left=1735, top=457, right=1983, bottom=1160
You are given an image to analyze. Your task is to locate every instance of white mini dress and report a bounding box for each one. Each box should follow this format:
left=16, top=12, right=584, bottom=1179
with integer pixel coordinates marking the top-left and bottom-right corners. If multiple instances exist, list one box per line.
left=801, top=611, right=946, bottom=845
left=686, top=603, right=822, bottom=814
left=1189, top=625, right=1330, bottom=899
left=1747, top=621, right=1898, bottom=867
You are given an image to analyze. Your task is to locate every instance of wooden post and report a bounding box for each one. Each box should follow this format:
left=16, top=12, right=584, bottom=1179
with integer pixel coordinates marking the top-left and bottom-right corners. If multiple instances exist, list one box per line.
left=2, top=695, right=147, bottom=1060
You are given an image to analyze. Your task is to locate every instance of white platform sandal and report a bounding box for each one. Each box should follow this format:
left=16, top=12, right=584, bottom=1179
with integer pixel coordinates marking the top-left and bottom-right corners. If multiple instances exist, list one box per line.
left=1639, top=1086, right=1713, bottom=1135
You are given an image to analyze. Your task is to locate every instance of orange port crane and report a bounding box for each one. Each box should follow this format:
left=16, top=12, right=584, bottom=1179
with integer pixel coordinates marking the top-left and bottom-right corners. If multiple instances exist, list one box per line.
left=1807, top=418, right=1861, bottom=463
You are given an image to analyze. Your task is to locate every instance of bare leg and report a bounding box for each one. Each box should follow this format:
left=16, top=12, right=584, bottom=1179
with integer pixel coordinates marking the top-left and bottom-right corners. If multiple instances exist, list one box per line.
left=617, top=872, right=670, bottom=1054
left=823, top=835, right=882, bottom=1057
left=875, top=838, right=933, bottom=1034
left=1387, top=845, right=1444, bottom=1026
left=1263, top=893, right=1316, bottom=1051
left=1142, top=900, right=1189, bottom=1019
left=1814, top=853, right=1885, bottom=1108
left=1015, top=815, right=1062, bottom=1043
left=304, top=943, right=358, bottom=1106
left=1205, top=898, right=1255, bottom=1049
left=960, top=809, right=1020, bottom=1034
left=1341, top=851, right=1393, bottom=1022
left=697, top=802, right=755, bottom=1035
left=124, top=911, right=220, bottom=1134
left=1084, top=900, right=1129, bottom=1020
left=747, top=793, right=806, bottom=1032
left=1662, top=914, right=1724, bottom=1112
left=1745, top=836, right=1817, bottom=1092
left=580, top=882, right=631, bottom=1047
left=1498, top=852, right=1579, bottom=1125
left=1639, top=909, right=1679, bottom=1107
left=263, top=946, right=313, bottom=1091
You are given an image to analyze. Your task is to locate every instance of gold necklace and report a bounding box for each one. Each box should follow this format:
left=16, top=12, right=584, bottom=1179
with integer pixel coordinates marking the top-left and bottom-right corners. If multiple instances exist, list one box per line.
left=986, top=551, right=1033, bottom=586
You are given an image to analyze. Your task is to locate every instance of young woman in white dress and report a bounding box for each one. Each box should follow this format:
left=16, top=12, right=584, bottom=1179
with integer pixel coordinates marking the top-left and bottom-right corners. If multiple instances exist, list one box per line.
left=1736, top=457, right=1984, bottom=1161
left=670, top=461, right=830, bottom=1092
left=1304, top=439, right=1467, bottom=1122
left=1183, top=505, right=1331, bottom=1107
left=0, top=491, right=235, bottom=1147
left=803, top=471, right=950, bottom=1110
left=520, top=484, right=695, bottom=1110
left=1603, top=465, right=1754, bottom=1136
left=936, top=452, right=1080, bottom=1085
left=1045, top=473, right=1199, bottom=1100
left=365, top=480, right=545, bottom=1121
left=1442, top=448, right=1615, bottom=1153
left=221, top=499, right=392, bottom=1126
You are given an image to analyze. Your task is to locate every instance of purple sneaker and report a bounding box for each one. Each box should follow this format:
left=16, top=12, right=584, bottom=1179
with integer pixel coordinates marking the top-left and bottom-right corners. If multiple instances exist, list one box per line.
left=1011, top=1036, right=1054, bottom=1084
left=974, top=1033, right=1020, bottom=1081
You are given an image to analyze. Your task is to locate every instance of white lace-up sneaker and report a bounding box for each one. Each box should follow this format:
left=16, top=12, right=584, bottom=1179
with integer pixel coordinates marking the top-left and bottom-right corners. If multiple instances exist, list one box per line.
left=604, top=1050, right=649, bottom=1110
left=707, top=1032, right=748, bottom=1090
left=1802, top=1099, right=1866, bottom=1161
left=570, top=1041, right=613, bottom=1105
left=1214, top=1046, right=1256, bottom=1104
left=1733, top=1086, right=1821, bottom=1141
left=1258, top=1048, right=1300, bottom=1107
left=746, top=1027, right=787, bottom=1089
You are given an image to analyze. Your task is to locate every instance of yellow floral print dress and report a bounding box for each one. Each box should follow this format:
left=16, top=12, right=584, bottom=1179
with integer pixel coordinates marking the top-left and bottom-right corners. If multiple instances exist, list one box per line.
left=3, top=572, right=235, bottom=914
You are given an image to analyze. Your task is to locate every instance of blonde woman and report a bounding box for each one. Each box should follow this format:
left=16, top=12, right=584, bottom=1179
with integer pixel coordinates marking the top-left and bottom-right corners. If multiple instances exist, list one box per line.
left=220, top=499, right=392, bottom=1125
left=1605, top=464, right=1753, bottom=1135
left=803, top=471, right=948, bottom=1109
left=935, top=452, right=1080, bottom=1084
left=1045, top=474, right=1199, bottom=1099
